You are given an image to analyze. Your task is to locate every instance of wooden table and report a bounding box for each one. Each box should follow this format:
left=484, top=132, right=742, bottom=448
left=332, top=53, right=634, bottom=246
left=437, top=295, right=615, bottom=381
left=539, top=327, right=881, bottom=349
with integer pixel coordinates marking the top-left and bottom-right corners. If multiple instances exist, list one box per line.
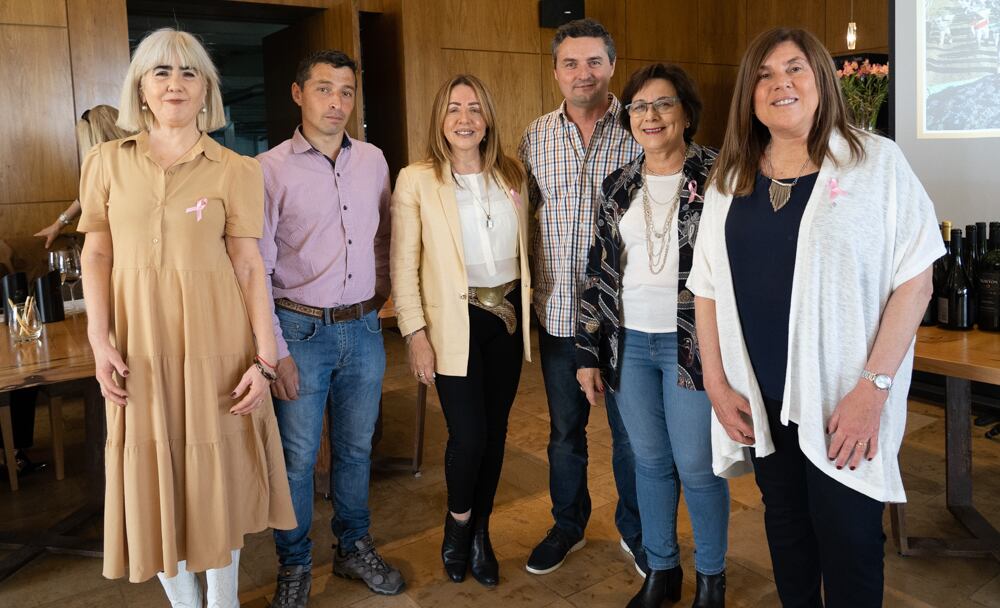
left=0, top=313, right=105, bottom=581
left=891, top=325, right=1000, bottom=561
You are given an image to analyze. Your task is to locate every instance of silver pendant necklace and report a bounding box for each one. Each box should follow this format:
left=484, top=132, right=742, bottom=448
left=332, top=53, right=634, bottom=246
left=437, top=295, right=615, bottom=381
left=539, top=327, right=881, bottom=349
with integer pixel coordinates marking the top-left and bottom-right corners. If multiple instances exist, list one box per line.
left=460, top=173, right=494, bottom=229
left=764, top=151, right=811, bottom=213
left=641, top=166, right=684, bottom=274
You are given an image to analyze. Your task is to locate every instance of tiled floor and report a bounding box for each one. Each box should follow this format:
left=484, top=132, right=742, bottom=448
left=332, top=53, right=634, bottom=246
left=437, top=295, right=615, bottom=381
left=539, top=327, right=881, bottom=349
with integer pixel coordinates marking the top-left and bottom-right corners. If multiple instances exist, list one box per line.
left=1, top=328, right=999, bottom=607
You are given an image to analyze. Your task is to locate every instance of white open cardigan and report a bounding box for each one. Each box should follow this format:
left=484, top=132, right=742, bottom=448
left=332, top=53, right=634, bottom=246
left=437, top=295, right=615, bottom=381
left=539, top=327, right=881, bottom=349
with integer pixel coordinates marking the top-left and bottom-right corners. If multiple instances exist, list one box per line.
left=687, top=131, right=943, bottom=503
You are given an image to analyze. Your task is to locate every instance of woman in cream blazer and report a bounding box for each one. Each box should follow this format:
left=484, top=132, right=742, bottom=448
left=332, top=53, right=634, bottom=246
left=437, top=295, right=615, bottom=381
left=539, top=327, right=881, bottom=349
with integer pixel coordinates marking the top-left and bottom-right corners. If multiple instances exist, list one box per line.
left=390, top=74, right=530, bottom=589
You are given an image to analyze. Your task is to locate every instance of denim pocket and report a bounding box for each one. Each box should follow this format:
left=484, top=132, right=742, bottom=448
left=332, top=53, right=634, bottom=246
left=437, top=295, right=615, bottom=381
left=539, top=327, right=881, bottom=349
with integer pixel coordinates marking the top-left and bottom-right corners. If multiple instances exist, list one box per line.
left=362, top=309, right=382, bottom=334
left=278, top=313, right=319, bottom=342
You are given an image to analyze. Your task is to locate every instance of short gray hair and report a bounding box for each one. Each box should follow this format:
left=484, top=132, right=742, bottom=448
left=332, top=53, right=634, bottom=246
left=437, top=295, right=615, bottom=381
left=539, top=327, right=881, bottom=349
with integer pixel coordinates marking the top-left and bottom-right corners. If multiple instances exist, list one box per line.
left=551, top=19, right=616, bottom=65
left=118, top=28, right=226, bottom=133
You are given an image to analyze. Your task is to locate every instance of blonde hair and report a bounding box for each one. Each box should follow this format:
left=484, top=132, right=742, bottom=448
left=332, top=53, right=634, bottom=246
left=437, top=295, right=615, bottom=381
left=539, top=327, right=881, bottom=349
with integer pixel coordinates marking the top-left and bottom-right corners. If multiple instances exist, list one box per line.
left=117, top=28, right=227, bottom=133
left=76, top=105, right=132, bottom=161
left=425, top=74, right=525, bottom=190
left=709, top=27, right=864, bottom=196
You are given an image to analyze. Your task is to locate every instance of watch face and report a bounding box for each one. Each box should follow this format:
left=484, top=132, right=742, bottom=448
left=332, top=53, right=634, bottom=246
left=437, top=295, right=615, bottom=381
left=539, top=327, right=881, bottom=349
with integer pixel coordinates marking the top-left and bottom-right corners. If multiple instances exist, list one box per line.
left=874, top=374, right=892, bottom=390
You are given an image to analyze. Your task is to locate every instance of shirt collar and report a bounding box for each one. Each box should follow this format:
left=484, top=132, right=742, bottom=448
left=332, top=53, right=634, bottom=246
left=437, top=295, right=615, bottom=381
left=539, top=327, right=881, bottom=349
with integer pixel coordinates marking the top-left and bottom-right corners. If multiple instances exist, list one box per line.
left=290, top=125, right=353, bottom=155
left=557, top=93, right=621, bottom=126
left=121, top=130, right=222, bottom=163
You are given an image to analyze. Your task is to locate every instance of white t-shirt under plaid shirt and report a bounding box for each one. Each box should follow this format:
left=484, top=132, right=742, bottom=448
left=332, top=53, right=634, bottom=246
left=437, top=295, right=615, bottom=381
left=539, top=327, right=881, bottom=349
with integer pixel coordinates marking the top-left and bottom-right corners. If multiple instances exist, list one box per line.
left=519, top=95, right=642, bottom=337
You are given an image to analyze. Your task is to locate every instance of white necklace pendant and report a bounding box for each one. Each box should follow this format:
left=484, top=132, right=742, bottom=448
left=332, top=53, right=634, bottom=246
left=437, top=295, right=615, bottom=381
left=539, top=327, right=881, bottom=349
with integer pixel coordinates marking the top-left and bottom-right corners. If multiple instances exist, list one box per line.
left=486, top=217, right=495, bottom=229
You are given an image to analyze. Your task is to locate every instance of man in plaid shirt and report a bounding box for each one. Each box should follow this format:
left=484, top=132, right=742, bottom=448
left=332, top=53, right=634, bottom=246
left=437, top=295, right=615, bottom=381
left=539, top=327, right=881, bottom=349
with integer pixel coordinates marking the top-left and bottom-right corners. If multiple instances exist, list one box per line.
left=518, top=19, right=644, bottom=576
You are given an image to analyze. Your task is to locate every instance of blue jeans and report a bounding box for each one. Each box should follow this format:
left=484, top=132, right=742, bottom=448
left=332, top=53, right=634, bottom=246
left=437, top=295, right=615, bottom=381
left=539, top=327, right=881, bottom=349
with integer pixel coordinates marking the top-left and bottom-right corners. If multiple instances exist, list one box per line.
left=537, top=324, right=641, bottom=545
left=616, top=329, right=729, bottom=574
left=272, top=307, right=385, bottom=568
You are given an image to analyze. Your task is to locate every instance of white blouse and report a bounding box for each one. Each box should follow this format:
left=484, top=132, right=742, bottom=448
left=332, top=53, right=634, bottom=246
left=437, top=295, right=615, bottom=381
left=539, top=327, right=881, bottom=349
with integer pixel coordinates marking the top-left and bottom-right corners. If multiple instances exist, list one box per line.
left=454, top=172, right=520, bottom=287
left=687, top=131, right=944, bottom=503
left=620, top=173, right=682, bottom=333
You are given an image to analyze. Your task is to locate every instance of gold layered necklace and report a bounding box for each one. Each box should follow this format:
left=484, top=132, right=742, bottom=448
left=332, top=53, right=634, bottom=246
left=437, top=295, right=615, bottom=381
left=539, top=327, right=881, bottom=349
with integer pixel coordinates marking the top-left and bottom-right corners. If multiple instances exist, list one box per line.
left=763, top=150, right=811, bottom=213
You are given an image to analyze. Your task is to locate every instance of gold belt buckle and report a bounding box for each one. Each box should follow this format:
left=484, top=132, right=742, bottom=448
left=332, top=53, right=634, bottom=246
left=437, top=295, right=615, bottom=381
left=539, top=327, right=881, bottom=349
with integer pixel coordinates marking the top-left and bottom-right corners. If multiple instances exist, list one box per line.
left=476, top=286, right=504, bottom=308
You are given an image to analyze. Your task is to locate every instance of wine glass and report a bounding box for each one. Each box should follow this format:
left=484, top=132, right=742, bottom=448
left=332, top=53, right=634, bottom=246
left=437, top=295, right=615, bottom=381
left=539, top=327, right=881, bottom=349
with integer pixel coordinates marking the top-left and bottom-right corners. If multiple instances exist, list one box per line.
left=50, top=249, right=82, bottom=306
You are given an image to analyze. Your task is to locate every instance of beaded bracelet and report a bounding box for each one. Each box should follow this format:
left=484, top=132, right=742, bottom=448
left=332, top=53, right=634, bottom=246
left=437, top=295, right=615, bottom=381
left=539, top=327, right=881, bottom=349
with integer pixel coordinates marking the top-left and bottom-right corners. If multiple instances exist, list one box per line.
left=255, top=361, right=278, bottom=383
left=255, top=354, right=277, bottom=370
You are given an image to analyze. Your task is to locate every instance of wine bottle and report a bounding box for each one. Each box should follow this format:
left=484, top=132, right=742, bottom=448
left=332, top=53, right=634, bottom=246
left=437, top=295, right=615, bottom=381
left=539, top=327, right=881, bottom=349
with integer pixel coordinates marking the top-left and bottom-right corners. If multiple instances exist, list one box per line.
left=976, top=221, right=988, bottom=260
left=966, top=224, right=979, bottom=324
left=935, top=221, right=953, bottom=325
left=977, top=222, right=1000, bottom=331
left=946, top=228, right=974, bottom=330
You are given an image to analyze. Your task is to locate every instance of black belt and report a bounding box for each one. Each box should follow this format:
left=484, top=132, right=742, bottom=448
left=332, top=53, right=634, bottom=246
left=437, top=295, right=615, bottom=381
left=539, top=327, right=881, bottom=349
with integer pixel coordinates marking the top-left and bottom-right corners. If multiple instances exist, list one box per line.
left=275, top=297, right=379, bottom=325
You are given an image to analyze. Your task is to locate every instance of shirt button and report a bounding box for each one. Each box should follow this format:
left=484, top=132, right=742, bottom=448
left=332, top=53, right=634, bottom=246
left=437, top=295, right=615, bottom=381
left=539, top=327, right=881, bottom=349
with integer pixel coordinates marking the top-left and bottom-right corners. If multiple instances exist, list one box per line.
left=348, top=274, right=352, bottom=279
left=152, top=238, right=159, bottom=244
left=343, top=205, right=348, bottom=210
left=348, top=239, right=352, bottom=245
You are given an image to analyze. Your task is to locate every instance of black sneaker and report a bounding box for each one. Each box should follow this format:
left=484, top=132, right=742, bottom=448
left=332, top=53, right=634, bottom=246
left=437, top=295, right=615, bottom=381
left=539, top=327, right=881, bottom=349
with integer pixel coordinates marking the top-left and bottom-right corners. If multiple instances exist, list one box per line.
left=271, top=564, right=311, bottom=608
left=333, top=535, right=405, bottom=595
left=525, top=528, right=586, bottom=575
left=620, top=537, right=649, bottom=579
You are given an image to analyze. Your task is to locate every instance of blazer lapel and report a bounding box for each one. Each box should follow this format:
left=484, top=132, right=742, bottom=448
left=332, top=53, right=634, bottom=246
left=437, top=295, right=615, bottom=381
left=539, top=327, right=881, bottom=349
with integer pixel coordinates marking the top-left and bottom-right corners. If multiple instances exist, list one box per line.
left=437, top=177, right=466, bottom=266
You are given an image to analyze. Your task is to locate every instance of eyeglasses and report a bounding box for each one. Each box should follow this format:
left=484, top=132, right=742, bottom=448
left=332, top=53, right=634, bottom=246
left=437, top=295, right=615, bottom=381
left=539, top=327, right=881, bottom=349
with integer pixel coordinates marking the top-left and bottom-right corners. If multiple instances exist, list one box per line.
left=625, top=96, right=681, bottom=116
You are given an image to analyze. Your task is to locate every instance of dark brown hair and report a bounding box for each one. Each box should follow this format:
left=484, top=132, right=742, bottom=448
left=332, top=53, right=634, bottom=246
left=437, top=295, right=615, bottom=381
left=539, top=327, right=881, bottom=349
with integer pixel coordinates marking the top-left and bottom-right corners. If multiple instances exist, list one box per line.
left=619, top=63, right=702, bottom=144
left=551, top=19, right=616, bottom=64
left=295, top=49, right=357, bottom=88
left=709, top=27, right=864, bottom=196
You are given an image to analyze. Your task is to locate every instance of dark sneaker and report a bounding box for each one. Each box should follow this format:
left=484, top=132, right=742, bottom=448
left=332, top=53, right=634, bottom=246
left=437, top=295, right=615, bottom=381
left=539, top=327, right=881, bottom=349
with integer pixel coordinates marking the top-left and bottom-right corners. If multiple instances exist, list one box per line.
left=620, top=537, right=649, bottom=579
left=333, top=535, right=405, bottom=595
left=525, top=528, right=585, bottom=575
left=271, top=564, right=311, bottom=608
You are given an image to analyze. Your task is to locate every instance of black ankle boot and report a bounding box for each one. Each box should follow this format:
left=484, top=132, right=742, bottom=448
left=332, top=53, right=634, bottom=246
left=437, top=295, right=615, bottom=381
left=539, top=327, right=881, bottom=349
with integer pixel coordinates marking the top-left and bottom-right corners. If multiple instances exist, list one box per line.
left=626, top=566, right=683, bottom=607
left=469, top=516, right=499, bottom=588
left=691, top=570, right=725, bottom=608
left=442, top=512, right=473, bottom=582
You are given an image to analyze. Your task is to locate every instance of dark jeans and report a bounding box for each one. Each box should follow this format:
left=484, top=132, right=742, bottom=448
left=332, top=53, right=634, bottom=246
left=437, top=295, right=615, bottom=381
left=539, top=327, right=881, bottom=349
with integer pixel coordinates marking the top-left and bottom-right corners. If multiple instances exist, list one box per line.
left=536, top=322, right=641, bottom=545
left=1, top=388, right=38, bottom=449
left=752, top=397, right=885, bottom=608
left=436, top=293, right=523, bottom=517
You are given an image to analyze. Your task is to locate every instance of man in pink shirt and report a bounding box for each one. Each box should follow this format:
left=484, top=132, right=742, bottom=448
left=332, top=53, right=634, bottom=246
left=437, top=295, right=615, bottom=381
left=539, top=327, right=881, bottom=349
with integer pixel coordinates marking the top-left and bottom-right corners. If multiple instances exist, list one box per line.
left=258, top=50, right=402, bottom=606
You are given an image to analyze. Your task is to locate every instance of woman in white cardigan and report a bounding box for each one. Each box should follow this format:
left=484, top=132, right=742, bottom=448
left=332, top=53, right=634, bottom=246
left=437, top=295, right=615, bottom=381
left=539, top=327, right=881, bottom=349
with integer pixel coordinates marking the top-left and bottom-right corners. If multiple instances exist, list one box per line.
left=687, top=28, right=942, bottom=607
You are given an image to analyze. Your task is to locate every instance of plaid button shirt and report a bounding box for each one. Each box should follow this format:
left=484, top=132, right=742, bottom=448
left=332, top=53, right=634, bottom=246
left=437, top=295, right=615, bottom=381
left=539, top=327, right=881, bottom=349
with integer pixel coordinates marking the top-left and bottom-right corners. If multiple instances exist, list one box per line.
left=518, top=95, right=642, bottom=336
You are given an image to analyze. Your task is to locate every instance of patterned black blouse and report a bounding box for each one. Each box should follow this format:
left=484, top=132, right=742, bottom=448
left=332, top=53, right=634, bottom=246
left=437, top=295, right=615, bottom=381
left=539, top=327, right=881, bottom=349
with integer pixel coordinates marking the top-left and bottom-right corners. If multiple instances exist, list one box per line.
left=574, top=143, right=717, bottom=392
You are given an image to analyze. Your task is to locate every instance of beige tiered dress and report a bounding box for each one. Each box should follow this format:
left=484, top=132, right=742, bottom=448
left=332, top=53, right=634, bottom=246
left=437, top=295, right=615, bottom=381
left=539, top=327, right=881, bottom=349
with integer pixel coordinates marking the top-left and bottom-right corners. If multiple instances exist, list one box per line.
left=78, top=132, right=296, bottom=583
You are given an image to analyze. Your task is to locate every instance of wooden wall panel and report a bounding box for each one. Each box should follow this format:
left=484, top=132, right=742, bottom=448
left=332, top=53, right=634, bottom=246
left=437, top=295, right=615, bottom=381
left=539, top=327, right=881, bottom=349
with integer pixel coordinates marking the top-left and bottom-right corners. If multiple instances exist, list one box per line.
left=625, top=0, right=699, bottom=63
left=699, top=0, right=747, bottom=66
left=0, top=0, right=66, bottom=27
left=437, top=0, right=537, bottom=54
left=66, top=0, right=130, bottom=126
left=0, top=24, right=78, bottom=209
left=747, top=0, right=826, bottom=41
left=696, top=63, right=739, bottom=148
left=825, top=0, right=889, bottom=55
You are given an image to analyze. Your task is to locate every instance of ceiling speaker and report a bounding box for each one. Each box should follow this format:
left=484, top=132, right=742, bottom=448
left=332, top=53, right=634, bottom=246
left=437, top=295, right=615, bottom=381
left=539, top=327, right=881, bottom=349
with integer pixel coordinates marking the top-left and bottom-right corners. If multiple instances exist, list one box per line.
left=539, top=0, right=584, bottom=28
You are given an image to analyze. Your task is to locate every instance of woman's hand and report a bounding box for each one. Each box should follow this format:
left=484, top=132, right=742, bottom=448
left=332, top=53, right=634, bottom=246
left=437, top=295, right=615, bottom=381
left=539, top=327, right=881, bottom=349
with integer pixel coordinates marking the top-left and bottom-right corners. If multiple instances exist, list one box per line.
left=94, top=342, right=129, bottom=406
left=827, top=382, right=885, bottom=470
left=34, top=221, right=64, bottom=249
left=576, top=367, right=604, bottom=407
left=407, top=330, right=436, bottom=386
left=707, top=383, right=755, bottom=445
left=230, top=364, right=271, bottom=415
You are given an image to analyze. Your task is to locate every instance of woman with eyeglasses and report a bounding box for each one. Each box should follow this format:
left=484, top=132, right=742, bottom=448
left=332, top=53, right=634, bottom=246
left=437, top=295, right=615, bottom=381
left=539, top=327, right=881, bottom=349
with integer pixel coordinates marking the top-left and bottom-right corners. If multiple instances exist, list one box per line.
left=576, top=63, right=728, bottom=608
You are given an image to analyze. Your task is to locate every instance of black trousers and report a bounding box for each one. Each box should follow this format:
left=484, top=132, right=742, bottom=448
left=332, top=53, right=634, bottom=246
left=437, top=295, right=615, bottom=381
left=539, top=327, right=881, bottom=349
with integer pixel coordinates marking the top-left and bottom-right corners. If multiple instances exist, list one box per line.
left=751, top=397, right=885, bottom=608
left=435, top=291, right=523, bottom=517
left=1, top=388, right=38, bottom=449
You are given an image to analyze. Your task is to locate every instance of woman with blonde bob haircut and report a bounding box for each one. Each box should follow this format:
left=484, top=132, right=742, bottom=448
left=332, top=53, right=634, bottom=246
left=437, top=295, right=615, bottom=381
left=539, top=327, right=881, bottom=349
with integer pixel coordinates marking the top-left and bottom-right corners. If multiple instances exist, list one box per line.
left=78, top=27, right=295, bottom=605
left=688, top=27, right=942, bottom=606
left=391, top=74, right=530, bottom=588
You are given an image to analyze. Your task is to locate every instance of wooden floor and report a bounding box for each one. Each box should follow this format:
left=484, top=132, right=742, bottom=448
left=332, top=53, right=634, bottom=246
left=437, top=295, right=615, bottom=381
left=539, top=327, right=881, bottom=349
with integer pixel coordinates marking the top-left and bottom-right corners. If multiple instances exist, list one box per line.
left=1, top=328, right=999, bottom=607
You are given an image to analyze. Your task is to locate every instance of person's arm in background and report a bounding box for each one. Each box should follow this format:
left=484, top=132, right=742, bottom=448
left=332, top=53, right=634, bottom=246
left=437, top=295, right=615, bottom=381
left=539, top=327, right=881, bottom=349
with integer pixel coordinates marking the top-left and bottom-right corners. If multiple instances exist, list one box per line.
left=35, top=200, right=82, bottom=249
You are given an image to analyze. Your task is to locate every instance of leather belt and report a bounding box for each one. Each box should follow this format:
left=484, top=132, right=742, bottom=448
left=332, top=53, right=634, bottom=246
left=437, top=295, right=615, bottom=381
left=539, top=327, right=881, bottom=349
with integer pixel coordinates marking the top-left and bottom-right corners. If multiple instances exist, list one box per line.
left=468, top=280, right=519, bottom=335
left=275, top=297, right=379, bottom=325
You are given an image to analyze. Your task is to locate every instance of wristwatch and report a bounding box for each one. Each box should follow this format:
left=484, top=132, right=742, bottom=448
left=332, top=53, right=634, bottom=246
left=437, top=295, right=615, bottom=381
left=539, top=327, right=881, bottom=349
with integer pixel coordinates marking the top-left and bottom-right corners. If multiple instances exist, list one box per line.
left=861, top=370, right=893, bottom=391
left=57, top=212, right=73, bottom=226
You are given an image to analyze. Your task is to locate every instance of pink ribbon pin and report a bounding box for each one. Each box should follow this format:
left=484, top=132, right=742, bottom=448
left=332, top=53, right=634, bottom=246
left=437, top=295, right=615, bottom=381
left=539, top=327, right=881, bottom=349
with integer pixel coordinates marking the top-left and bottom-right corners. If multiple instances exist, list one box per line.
left=828, top=178, right=846, bottom=205
left=186, top=197, right=208, bottom=221
left=687, top=180, right=703, bottom=205
left=509, top=189, right=523, bottom=209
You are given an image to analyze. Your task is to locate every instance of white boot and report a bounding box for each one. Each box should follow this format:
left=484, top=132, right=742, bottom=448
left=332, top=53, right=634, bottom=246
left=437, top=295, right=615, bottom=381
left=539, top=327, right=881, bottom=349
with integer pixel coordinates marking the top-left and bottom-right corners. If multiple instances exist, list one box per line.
left=206, top=549, right=241, bottom=608
left=158, top=560, right=204, bottom=608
